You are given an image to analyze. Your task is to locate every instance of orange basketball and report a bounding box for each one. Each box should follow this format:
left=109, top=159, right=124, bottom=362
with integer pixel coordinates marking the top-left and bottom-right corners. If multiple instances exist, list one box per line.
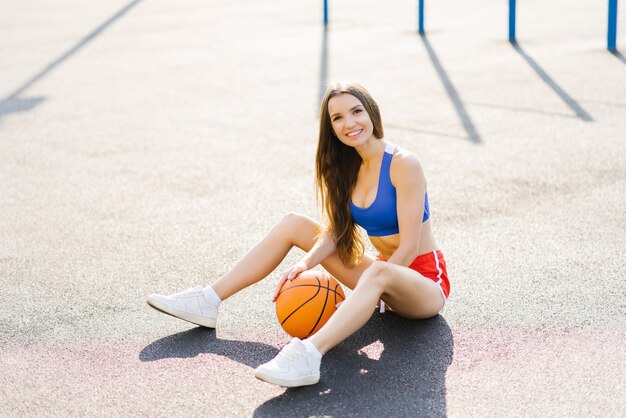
left=275, top=270, right=346, bottom=339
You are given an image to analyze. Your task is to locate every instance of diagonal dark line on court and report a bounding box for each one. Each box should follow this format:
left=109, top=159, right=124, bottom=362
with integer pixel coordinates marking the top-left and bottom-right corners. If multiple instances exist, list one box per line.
left=419, top=34, right=482, bottom=144
left=6, top=0, right=144, bottom=101
left=511, top=41, right=593, bottom=122
left=610, top=49, right=626, bottom=64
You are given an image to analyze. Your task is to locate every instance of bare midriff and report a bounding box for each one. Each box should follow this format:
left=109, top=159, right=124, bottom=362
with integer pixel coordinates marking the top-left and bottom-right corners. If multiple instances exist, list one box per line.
left=368, top=220, right=438, bottom=261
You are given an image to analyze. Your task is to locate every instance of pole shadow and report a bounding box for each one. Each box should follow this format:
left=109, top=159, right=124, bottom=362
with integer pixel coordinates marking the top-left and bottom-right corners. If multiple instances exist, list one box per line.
left=510, top=40, right=593, bottom=122
left=254, top=313, right=454, bottom=418
left=610, top=49, right=626, bottom=64
left=0, top=0, right=144, bottom=121
left=0, top=97, right=45, bottom=118
left=419, top=34, right=482, bottom=144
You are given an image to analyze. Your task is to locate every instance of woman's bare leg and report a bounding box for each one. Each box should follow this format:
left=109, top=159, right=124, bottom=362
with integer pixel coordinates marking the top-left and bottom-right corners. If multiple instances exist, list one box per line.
left=211, top=213, right=373, bottom=300
left=254, top=259, right=445, bottom=387
left=308, top=261, right=445, bottom=354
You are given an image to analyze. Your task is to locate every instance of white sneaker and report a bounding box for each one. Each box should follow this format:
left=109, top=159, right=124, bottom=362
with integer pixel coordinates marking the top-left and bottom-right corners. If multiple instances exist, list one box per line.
left=254, top=338, right=321, bottom=387
left=147, top=286, right=218, bottom=328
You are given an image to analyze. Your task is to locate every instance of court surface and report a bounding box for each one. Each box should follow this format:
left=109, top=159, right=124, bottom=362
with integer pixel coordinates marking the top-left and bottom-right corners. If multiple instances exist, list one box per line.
left=1, top=0, right=625, bottom=416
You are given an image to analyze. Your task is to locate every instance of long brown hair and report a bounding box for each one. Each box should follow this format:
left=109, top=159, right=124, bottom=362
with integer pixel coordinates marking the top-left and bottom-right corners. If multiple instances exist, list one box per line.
left=315, top=82, right=384, bottom=267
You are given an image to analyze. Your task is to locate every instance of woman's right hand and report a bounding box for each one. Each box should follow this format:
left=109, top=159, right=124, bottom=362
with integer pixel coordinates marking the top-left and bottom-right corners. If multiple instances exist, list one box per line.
left=273, top=260, right=308, bottom=302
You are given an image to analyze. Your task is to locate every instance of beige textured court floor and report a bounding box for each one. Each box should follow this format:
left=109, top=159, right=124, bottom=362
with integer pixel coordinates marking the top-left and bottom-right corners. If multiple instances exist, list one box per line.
left=1, top=0, right=625, bottom=416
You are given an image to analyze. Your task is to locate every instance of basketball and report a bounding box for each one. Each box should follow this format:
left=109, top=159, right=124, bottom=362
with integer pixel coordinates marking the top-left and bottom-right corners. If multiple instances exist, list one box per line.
left=275, top=270, right=346, bottom=339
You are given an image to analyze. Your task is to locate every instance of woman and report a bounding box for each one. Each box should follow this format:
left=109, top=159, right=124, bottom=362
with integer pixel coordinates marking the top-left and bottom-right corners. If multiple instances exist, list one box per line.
left=147, top=82, right=450, bottom=388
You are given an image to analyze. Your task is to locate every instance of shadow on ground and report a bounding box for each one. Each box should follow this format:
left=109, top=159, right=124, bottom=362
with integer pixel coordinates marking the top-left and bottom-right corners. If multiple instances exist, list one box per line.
left=0, top=0, right=143, bottom=122
left=139, top=327, right=277, bottom=368
left=610, top=49, right=626, bottom=64
left=140, top=313, right=453, bottom=417
left=510, top=40, right=593, bottom=121
left=255, top=313, right=453, bottom=418
left=419, top=33, right=482, bottom=144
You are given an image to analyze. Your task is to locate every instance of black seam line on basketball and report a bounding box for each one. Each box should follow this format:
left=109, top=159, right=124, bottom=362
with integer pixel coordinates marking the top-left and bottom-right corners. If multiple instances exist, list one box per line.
left=278, top=284, right=344, bottom=300
left=280, top=277, right=322, bottom=327
left=305, top=277, right=331, bottom=338
left=277, top=286, right=345, bottom=300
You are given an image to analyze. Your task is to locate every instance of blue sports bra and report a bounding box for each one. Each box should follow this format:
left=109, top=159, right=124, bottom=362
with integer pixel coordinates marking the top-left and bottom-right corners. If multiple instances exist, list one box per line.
left=350, top=143, right=430, bottom=236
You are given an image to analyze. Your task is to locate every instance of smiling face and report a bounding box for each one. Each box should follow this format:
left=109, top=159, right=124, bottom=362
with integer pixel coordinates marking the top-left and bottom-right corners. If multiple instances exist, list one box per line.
left=328, top=93, right=375, bottom=147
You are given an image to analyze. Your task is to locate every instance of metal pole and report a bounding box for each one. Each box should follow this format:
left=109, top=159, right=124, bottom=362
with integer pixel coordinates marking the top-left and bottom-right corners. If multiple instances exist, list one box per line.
left=324, top=0, right=328, bottom=26
left=608, top=0, right=618, bottom=50
left=509, top=0, right=516, bottom=42
left=418, top=0, right=425, bottom=34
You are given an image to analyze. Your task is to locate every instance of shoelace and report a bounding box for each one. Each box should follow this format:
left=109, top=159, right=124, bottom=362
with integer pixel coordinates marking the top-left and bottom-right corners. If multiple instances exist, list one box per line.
left=174, top=286, right=202, bottom=298
left=274, top=345, right=303, bottom=367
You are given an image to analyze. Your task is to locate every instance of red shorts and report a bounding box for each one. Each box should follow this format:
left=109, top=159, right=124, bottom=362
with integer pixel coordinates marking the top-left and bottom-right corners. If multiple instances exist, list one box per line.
left=377, top=250, right=450, bottom=300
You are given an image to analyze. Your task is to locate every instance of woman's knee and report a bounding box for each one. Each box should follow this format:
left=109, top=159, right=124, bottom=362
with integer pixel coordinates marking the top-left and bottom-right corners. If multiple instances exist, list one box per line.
left=275, top=212, right=319, bottom=248
left=358, top=261, right=392, bottom=290
left=278, top=212, right=310, bottom=227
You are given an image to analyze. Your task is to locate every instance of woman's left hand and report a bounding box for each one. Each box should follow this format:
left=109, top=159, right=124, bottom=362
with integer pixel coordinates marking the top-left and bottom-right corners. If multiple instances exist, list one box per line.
left=273, top=260, right=308, bottom=302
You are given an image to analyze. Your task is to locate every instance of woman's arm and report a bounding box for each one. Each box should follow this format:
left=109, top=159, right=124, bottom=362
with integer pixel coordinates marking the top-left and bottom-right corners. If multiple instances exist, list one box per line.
left=300, top=232, right=337, bottom=271
left=386, top=151, right=426, bottom=267
left=273, top=232, right=337, bottom=301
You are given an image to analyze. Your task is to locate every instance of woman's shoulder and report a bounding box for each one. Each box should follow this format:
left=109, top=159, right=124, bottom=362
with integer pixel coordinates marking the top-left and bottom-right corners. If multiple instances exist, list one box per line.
left=388, top=144, right=425, bottom=186
left=390, top=145, right=422, bottom=171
